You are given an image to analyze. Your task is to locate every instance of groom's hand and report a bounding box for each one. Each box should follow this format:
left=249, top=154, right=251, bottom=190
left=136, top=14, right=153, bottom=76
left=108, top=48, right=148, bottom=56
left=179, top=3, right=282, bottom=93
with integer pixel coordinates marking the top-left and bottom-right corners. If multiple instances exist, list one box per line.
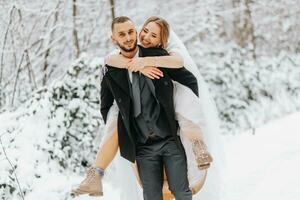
left=140, top=66, right=164, bottom=79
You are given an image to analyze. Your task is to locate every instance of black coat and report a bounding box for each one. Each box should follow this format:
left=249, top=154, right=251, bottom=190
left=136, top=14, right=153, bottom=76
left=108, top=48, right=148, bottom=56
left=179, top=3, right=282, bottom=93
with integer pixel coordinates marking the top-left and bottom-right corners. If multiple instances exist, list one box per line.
left=100, top=45, right=198, bottom=162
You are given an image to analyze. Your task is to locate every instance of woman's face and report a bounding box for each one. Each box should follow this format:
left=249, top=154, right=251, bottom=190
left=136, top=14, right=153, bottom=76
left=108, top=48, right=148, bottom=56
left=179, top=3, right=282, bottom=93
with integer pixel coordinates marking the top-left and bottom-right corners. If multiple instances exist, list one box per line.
left=139, top=21, right=162, bottom=48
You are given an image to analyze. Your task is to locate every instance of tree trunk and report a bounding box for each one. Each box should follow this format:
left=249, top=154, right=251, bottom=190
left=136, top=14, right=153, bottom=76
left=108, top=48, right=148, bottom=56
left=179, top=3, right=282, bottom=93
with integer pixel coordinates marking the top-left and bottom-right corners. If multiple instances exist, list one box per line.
left=72, top=0, right=80, bottom=58
left=232, top=0, right=243, bottom=46
left=244, top=0, right=257, bottom=59
left=232, top=0, right=257, bottom=59
left=109, top=0, right=115, bottom=20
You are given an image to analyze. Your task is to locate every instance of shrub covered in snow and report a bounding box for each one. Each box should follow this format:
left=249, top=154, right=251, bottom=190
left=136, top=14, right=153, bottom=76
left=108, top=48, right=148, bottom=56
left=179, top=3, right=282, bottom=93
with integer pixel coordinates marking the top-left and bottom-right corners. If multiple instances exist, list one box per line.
left=193, top=43, right=300, bottom=134
left=45, top=54, right=103, bottom=171
left=0, top=54, right=105, bottom=199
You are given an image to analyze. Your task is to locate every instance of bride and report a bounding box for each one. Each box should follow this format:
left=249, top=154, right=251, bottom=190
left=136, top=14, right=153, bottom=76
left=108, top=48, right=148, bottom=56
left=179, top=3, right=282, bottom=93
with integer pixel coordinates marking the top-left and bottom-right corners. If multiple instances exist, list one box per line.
left=72, top=16, right=224, bottom=200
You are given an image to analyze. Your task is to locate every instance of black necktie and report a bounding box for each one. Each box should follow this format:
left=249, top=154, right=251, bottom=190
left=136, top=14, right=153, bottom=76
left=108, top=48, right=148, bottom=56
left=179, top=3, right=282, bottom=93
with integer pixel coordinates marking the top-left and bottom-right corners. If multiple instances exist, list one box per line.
left=132, top=72, right=141, bottom=117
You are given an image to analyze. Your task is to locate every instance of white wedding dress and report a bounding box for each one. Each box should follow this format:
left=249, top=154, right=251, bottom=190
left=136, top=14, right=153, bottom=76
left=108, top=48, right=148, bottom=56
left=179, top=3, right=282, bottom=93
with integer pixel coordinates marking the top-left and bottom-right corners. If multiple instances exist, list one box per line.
left=101, top=30, right=225, bottom=200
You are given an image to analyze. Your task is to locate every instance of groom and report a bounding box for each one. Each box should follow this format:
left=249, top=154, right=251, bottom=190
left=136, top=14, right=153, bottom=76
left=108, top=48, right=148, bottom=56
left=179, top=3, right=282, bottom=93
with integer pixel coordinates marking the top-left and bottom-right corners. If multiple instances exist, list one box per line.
left=101, top=16, right=198, bottom=200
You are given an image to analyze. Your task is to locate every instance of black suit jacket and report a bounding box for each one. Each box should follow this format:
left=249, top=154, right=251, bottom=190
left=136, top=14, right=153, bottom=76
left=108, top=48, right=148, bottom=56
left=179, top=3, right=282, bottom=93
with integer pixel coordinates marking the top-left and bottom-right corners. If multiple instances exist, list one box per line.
left=100, top=45, right=198, bottom=162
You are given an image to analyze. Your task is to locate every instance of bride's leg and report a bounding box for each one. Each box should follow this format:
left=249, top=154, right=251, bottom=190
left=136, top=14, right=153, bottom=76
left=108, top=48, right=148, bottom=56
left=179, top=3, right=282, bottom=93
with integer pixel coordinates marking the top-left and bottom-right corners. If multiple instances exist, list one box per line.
left=176, top=114, right=211, bottom=196
left=72, top=102, right=121, bottom=197
left=177, top=113, right=213, bottom=169
left=95, top=130, right=119, bottom=169
left=71, top=131, right=119, bottom=197
left=72, top=112, right=119, bottom=197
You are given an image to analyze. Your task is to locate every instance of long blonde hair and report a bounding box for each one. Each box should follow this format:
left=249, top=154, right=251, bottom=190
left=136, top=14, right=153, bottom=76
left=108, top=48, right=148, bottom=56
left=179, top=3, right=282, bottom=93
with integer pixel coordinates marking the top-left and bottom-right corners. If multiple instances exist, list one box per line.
left=141, top=16, right=170, bottom=49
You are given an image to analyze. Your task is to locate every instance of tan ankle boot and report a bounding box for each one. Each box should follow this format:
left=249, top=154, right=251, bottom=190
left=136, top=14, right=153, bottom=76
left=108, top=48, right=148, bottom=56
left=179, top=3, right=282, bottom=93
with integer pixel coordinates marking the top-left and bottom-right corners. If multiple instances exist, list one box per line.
left=71, top=167, right=103, bottom=197
left=191, top=139, right=213, bottom=170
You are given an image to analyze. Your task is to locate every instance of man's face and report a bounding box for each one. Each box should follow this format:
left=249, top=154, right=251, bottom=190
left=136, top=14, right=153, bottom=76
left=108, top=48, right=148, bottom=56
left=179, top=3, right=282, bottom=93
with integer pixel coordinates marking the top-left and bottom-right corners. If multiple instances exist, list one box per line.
left=111, top=21, right=138, bottom=52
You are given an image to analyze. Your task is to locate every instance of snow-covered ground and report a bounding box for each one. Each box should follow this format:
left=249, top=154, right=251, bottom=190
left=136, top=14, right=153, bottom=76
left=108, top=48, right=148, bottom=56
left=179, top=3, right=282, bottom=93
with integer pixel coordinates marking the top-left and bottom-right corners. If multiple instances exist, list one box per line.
left=223, top=111, right=300, bottom=200
left=1, top=109, right=300, bottom=200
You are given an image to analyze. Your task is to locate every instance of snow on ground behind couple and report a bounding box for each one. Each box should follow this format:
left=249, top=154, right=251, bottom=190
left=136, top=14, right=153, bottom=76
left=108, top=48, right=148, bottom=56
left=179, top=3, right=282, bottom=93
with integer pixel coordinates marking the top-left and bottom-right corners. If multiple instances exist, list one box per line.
left=223, top=112, right=300, bottom=200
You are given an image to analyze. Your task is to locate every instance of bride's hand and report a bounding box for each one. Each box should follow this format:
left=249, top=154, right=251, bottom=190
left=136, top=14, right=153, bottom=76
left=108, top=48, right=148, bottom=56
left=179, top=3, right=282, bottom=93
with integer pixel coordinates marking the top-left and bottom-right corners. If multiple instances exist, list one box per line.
left=127, top=58, right=149, bottom=72
left=140, top=66, right=164, bottom=79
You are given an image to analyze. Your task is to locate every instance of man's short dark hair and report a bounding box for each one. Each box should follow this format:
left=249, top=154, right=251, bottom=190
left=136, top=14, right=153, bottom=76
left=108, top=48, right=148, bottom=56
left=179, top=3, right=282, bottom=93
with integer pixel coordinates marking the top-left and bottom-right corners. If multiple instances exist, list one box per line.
left=111, top=16, right=132, bottom=31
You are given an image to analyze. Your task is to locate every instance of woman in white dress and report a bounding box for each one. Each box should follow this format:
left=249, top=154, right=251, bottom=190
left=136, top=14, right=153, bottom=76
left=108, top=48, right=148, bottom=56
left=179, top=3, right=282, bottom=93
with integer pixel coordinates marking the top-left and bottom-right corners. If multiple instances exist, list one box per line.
left=72, top=16, right=223, bottom=200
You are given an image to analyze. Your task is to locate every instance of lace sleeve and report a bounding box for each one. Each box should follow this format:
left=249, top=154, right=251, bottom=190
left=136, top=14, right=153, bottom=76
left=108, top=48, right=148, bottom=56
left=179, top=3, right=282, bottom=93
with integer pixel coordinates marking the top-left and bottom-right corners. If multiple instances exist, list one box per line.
left=100, top=64, right=108, bottom=82
left=100, top=49, right=119, bottom=81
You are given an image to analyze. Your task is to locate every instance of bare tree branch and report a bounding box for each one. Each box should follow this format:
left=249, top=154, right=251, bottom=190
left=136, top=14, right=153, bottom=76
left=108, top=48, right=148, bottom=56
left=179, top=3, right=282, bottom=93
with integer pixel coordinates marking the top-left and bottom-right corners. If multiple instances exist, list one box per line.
left=43, top=1, right=61, bottom=86
left=1, top=6, right=16, bottom=85
left=10, top=29, right=18, bottom=73
left=82, top=2, right=106, bottom=52
left=26, top=0, right=47, bottom=42
left=11, top=52, right=25, bottom=106
left=25, top=50, right=38, bottom=90
left=0, top=137, right=25, bottom=200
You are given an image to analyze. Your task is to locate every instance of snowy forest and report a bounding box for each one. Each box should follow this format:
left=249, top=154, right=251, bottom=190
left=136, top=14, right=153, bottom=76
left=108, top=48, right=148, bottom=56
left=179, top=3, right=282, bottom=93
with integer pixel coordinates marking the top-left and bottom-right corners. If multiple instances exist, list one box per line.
left=0, top=0, right=300, bottom=200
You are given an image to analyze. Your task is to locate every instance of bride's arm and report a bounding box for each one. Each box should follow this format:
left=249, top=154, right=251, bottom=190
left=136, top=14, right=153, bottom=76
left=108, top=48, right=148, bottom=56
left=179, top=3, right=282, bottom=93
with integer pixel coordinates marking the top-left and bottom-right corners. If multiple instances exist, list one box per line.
left=155, top=52, right=183, bottom=68
left=106, top=53, right=165, bottom=79
left=128, top=53, right=183, bottom=72
left=105, top=50, right=182, bottom=79
left=105, top=54, right=131, bottom=68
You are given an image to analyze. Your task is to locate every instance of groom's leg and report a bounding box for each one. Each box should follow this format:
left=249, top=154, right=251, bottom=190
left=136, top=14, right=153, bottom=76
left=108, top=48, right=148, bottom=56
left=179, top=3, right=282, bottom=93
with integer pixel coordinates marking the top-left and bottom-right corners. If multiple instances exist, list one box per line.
left=136, top=144, right=164, bottom=200
left=163, top=137, right=192, bottom=200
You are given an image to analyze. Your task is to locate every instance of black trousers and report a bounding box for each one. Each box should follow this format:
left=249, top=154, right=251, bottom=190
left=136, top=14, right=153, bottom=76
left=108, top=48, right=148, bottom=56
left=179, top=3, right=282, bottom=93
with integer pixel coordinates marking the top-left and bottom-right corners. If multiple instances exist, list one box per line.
left=136, top=136, right=192, bottom=200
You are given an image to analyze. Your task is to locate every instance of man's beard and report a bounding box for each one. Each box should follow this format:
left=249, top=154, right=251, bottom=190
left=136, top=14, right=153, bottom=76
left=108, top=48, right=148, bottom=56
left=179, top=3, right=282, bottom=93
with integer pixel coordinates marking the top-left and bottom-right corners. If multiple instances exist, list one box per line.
left=117, top=40, right=138, bottom=52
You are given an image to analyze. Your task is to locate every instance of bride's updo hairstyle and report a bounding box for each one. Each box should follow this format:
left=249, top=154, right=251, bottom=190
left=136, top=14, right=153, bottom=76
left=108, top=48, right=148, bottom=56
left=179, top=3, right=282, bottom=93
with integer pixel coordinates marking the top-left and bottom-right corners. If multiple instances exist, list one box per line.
left=141, top=16, right=170, bottom=49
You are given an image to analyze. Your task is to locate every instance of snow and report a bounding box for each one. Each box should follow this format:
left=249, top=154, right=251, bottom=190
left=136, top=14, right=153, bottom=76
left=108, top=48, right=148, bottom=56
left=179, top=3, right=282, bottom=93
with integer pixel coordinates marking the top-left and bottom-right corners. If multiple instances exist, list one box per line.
left=1, top=103, right=300, bottom=199
left=223, top=112, right=300, bottom=200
